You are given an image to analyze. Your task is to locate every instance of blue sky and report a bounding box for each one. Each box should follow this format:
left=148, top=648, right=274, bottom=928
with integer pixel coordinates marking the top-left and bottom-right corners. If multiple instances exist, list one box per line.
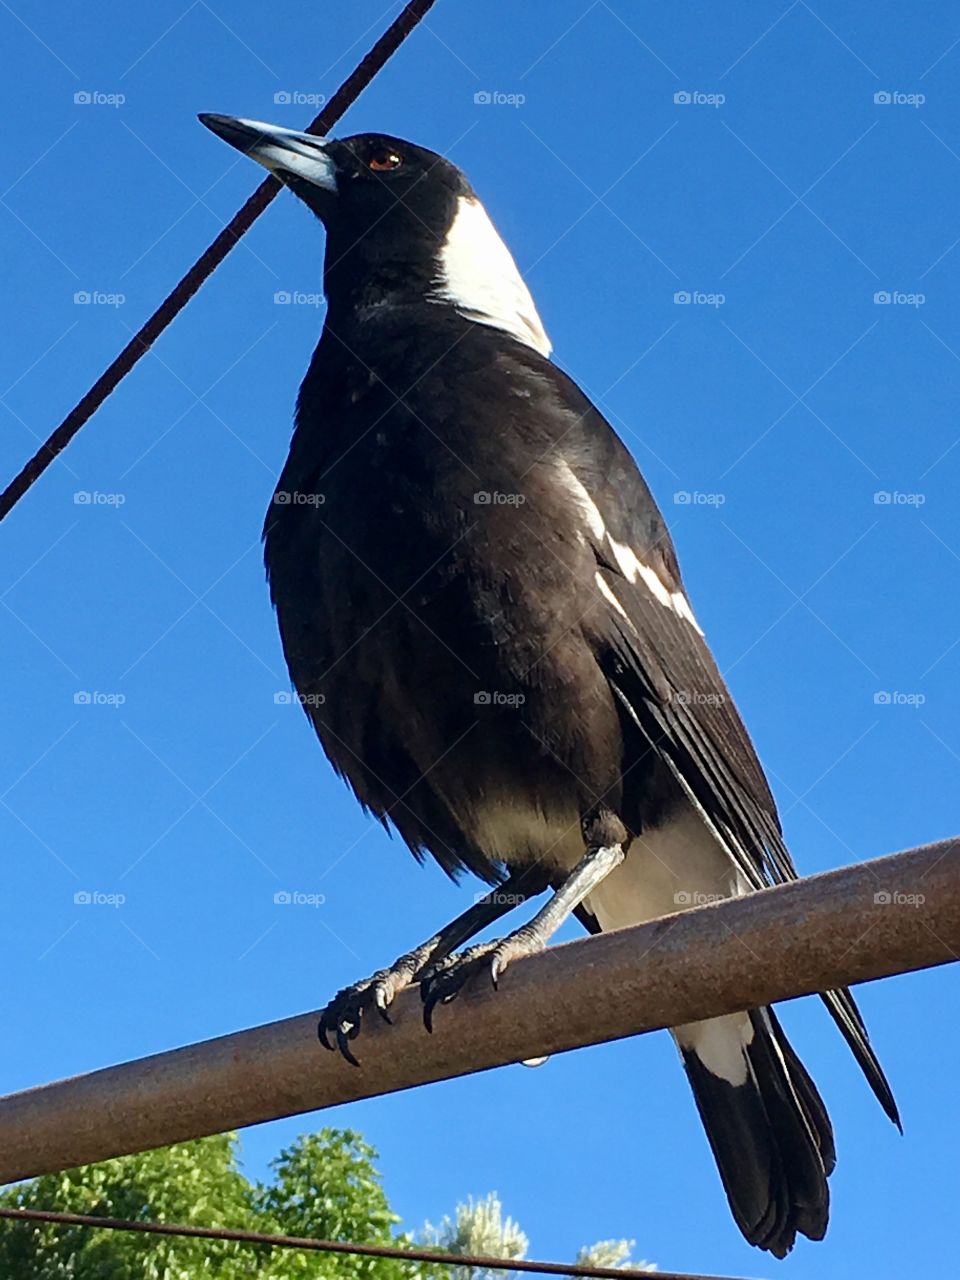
left=1, top=0, right=958, bottom=1274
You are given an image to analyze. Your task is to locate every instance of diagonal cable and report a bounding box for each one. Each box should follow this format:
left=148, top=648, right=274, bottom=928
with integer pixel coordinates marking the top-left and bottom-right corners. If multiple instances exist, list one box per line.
left=0, top=0, right=439, bottom=522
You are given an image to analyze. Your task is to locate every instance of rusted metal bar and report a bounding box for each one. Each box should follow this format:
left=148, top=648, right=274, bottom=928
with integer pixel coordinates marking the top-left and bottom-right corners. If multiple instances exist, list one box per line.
left=0, top=838, right=956, bottom=1183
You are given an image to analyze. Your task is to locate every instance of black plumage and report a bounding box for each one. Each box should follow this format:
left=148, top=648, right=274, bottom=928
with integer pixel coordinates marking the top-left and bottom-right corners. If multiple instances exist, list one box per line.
left=200, top=113, right=899, bottom=1257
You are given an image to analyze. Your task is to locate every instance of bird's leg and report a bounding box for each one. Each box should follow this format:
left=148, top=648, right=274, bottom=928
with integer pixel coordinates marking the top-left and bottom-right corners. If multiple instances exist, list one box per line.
left=421, top=830, right=626, bottom=1030
left=318, top=867, right=545, bottom=1064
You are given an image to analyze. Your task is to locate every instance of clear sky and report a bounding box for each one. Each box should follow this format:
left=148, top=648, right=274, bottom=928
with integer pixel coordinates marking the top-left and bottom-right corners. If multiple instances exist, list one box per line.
left=2, top=1, right=958, bottom=1275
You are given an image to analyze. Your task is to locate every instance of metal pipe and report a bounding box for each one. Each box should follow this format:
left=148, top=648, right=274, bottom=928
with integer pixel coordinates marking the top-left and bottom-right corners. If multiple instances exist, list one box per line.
left=0, top=838, right=956, bottom=1183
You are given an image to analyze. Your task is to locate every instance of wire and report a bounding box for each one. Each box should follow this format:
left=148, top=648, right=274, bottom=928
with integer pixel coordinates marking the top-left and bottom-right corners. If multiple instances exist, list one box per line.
left=0, top=0, right=438, bottom=523
left=0, top=1206, right=758, bottom=1280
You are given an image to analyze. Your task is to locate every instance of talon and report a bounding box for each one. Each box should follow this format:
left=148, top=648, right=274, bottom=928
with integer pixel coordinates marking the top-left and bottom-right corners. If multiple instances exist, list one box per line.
left=422, top=985, right=443, bottom=1033
left=374, top=992, right=390, bottom=1024
left=318, top=1021, right=335, bottom=1050
left=336, top=1023, right=362, bottom=1067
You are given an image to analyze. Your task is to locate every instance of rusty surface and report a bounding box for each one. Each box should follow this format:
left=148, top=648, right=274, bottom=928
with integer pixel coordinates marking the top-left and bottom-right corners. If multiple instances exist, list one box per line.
left=0, top=838, right=956, bottom=1183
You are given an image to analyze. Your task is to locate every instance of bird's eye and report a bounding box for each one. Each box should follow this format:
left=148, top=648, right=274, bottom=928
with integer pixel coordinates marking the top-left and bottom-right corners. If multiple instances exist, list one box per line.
left=368, top=150, right=403, bottom=172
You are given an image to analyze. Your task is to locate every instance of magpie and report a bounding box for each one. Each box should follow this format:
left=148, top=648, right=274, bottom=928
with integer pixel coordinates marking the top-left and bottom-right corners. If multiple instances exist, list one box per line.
left=200, top=113, right=900, bottom=1258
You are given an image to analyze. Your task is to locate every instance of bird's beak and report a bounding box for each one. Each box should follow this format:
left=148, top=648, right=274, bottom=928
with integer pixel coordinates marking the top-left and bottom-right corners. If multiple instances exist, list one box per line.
left=198, top=113, right=337, bottom=191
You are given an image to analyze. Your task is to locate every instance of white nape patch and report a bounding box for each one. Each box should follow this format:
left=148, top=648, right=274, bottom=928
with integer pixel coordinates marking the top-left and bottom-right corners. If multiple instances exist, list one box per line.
left=557, top=460, right=606, bottom=541
left=434, top=196, right=551, bottom=357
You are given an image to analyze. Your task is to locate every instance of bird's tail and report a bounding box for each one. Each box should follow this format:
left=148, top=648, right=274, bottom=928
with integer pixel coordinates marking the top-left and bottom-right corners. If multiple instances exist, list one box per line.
left=677, top=1007, right=836, bottom=1258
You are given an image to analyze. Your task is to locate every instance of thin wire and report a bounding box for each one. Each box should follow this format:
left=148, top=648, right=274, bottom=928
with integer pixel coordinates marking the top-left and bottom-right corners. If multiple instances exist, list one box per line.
left=0, top=1207, right=758, bottom=1280
left=0, top=0, right=438, bottom=523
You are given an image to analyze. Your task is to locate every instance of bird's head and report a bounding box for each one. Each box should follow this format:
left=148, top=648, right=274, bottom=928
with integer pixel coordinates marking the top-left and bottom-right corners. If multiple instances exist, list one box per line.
left=199, top=114, right=550, bottom=356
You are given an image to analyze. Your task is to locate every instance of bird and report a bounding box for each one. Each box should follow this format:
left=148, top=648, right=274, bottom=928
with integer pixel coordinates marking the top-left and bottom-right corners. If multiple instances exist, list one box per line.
left=200, top=112, right=900, bottom=1258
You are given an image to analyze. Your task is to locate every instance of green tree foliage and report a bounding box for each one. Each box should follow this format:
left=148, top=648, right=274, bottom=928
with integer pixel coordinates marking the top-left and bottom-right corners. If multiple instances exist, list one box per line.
left=0, top=1130, right=645, bottom=1278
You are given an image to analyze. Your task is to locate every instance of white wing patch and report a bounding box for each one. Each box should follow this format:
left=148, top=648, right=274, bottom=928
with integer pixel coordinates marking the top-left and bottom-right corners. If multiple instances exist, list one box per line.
left=595, top=571, right=630, bottom=621
left=433, top=196, right=551, bottom=358
left=607, top=536, right=703, bottom=634
left=557, top=460, right=606, bottom=541
left=670, top=589, right=703, bottom=633
left=556, top=456, right=703, bottom=633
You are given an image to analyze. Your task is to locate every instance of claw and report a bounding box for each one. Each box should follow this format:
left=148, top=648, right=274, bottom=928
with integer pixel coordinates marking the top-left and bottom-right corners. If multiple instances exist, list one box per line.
left=423, top=1005, right=435, bottom=1034
left=422, top=987, right=440, bottom=1034
left=318, top=1022, right=335, bottom=1051
left=336, top=1021, right=361, bottom=1068
left=374, top=985, right=393, bottom=1024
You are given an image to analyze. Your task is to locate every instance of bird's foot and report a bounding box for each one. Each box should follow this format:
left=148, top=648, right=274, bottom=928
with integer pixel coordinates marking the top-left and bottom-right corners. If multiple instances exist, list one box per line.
left=317, top=949, right=427, bottom=1066
left=420, top=924, right=545, bottom=1031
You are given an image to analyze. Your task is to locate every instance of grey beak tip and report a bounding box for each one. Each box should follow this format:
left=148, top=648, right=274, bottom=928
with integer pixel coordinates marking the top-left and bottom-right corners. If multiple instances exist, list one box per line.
left=198, top=112, right=229, bottom=134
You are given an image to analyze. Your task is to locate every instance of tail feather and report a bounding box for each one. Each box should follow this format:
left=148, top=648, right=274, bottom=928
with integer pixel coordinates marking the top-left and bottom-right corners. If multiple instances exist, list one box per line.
left=679, top=1009, right=834, bottom=1258
left=821, top=986, right=902, bottom=1130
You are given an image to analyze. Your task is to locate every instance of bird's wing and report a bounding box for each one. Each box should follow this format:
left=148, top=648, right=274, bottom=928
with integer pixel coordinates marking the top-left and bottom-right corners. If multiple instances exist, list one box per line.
left=551, top=395, right=791, bottom=893
left=548, top=376, right=898, bottom=1125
